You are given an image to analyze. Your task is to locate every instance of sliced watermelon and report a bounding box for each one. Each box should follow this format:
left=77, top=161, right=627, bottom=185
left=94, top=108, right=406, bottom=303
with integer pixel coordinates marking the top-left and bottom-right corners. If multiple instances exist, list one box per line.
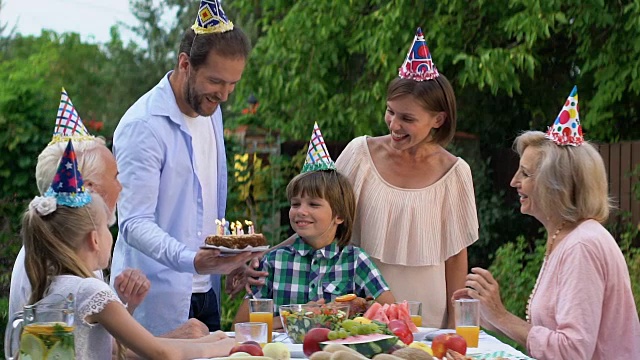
left=395, top=302, right=419, bottom=333
left=363, top=302, right=381, bottom=320
left=320, top=333, right=399, bottom=358
left=371, top=308, right=390, bottom=323
left=362, top=301, right=419, bottom=333
left=387, top=304, right=398, bottom=321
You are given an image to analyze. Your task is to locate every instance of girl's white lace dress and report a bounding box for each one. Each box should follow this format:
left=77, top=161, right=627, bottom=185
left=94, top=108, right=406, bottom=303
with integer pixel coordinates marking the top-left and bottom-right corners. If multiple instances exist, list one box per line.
left=44, top=275, right=121, bottom=360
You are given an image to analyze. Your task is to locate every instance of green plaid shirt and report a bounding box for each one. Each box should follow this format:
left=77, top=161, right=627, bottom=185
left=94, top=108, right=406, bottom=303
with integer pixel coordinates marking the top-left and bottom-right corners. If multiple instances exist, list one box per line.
left=253, top=237, right=390, bottom=313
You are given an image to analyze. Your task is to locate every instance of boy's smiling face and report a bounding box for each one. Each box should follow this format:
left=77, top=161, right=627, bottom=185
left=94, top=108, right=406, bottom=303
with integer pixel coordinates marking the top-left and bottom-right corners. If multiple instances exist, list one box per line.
left=289, top=194, right=344, bottom=250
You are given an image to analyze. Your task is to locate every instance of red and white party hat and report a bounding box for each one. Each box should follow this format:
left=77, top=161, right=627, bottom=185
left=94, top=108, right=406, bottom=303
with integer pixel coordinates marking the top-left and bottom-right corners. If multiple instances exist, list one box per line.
left=49, top=88, right=94, bottom=145
left=545, top=86, right=583, bottom=146
left=398, top=27, right=439, bottom=81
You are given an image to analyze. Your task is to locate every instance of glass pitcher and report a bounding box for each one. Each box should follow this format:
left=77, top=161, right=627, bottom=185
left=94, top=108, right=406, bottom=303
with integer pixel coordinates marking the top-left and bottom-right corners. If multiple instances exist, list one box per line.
left=4, top=293, right=76, bottom=360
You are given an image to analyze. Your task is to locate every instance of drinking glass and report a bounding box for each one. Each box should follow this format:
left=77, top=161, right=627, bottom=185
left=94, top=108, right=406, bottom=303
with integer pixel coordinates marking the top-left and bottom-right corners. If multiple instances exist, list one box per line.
left=454, top=298, right=480, bottom=347
left=249, top=298, right=274, bottom=343
left=235, top=322, right=268, bottom=347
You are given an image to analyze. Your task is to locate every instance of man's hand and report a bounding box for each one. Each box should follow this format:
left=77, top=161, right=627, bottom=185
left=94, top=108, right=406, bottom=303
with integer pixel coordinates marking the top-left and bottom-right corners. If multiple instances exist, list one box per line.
left=113, top=268, right=150, bottom=314
left=225, top=256, right=269, bottom=298
left=245, top=257, right=269, bottom=287
left=225, top=265, right=248, bottom=299
left=194, top=248, right=254, bottom=275
left=159, top=318, right=209, bottom=339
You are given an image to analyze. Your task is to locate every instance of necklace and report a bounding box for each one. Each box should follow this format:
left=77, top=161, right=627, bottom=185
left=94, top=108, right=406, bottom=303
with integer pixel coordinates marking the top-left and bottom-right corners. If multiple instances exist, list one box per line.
left=526, top=221, right=565, bottom=323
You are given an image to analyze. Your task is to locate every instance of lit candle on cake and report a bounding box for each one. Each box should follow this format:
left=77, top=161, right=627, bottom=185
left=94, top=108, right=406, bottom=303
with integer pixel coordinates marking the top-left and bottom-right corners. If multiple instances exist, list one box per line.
left=230, top=221, right=237, bottom=236
left=245, top=220, right=254, bottom=234
left=215, top=219, right=223, bottom=235
left=222, top=218, right=230, bottom=235
left=235, top=221, right=244, bottom=235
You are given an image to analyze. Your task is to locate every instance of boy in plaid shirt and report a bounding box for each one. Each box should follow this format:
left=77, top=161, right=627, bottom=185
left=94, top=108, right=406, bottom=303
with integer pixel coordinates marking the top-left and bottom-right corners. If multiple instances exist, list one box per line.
left=234, top=168, right=395, bottom=326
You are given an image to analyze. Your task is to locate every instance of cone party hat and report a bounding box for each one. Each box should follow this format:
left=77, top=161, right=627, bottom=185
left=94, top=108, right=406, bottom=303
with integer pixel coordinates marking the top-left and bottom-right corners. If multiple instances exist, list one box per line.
left=49, top=87, right=94, bottom=145
left=301, top=122, right=336, bottom=173
left=398, top=27, right=439, bottom=81
left=44, top=140, right=92, bottom=207
left=545, top=86, right=584, bottom=146
left=192, top=0, right=234, bottom=34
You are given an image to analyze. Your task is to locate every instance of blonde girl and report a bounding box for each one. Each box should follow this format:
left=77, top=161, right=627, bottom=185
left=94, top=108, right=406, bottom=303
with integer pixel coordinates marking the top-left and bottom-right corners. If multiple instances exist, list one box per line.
left=23, top=142, right=234, bottom=360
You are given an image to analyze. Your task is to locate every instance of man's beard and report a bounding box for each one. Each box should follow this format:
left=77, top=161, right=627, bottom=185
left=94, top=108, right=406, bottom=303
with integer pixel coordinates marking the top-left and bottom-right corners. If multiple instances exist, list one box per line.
left=184, top=72, right=219, bottom=117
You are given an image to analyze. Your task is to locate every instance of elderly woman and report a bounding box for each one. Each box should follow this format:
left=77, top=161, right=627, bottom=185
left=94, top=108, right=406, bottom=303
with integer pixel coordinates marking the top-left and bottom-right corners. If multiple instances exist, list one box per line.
left=454, top=87, right=640, bottom=359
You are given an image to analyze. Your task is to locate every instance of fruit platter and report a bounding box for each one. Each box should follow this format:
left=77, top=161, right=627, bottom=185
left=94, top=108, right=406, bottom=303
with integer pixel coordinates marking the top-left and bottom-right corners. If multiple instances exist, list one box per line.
left=201, top=297, right=532, bottom=360
left=205, top=324, right=531, bottom=360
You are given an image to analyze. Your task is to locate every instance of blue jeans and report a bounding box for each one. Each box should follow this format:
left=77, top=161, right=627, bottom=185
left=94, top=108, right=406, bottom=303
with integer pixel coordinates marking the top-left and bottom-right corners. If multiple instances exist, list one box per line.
left=189, top=287, right=221, bottom=331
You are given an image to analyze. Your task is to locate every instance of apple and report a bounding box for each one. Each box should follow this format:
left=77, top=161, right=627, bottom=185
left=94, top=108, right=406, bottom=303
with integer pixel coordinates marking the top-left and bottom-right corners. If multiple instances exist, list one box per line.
left=444, top=335, right=466, bottom=356
left=431, top=334, right=449, bottom=359
left=229, top=343, right=264, bottom=357
left=431, top=333, right=467, bottom=359
left=302, top=328, right=331, bottom=357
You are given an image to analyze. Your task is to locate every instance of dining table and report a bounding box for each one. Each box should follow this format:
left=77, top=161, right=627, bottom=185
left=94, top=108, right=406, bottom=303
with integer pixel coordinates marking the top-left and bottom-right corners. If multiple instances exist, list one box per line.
left=198, top=328, right=534, bottom=360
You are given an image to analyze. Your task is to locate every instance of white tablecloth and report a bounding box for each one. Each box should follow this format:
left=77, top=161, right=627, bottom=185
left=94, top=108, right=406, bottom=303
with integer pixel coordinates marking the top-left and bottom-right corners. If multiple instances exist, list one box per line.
left=463, top=331, right=532, bottom=359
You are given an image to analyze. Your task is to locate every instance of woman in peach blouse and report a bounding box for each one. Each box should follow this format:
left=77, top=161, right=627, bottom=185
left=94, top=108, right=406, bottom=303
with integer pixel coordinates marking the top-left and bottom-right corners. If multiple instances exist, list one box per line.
left=335, top=28, right=479, bottom=328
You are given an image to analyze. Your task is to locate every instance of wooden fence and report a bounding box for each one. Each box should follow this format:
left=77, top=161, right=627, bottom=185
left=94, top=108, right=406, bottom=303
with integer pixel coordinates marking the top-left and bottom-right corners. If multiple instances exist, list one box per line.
left=597, top=141, right=640, bottom=227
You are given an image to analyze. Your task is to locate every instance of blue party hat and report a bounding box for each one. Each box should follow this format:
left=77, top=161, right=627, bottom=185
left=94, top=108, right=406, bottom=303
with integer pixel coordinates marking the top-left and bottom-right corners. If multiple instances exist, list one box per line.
left=49, top=87, right=94, bottom=145
left=191, top=0, right=234, bottom=34
left=301, top=122, right=336, bottom=173
left=398, top=27, right=440, bottom=81
left=44, top=140, right=92, bottom=207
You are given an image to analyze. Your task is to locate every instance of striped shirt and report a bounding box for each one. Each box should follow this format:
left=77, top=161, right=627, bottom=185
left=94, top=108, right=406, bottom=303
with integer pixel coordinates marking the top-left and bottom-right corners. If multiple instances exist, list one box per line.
left=253, top=237, right=389, bottom=313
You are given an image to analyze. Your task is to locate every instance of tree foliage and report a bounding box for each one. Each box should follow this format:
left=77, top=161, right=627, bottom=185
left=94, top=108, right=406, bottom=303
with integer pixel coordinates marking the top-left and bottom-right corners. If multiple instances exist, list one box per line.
left=0, top=26, right=165, bottom=298
left=0, top=0, right=14, bottom=55
left=215, top=0, right=640, bottom=147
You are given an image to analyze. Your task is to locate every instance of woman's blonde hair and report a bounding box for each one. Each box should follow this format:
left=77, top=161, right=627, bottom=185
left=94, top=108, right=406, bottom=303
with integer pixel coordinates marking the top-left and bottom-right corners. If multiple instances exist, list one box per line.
left=513, top=131, right=612, bottom=224
left=22, top=194, right=108, bottom=304
left=286, top=170, right=356, bottom=247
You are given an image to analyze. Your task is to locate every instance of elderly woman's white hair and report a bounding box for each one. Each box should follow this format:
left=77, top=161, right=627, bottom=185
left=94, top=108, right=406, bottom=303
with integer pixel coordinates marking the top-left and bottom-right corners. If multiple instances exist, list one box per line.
left=35, top=137, right=107, bottom=195
left=513, top=131, right=613, bottom=224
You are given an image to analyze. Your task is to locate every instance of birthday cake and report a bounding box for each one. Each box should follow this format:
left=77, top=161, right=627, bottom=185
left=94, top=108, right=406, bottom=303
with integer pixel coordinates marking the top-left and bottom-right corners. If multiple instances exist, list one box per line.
left=205, top=234, right=267, bottom=249
left=205, top=219, right=267, bottom=249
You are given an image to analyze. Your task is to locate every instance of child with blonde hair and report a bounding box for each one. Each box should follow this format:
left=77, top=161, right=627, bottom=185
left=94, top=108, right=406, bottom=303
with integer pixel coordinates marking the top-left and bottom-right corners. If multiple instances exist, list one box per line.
left=22, top=141, right=234, bottom=360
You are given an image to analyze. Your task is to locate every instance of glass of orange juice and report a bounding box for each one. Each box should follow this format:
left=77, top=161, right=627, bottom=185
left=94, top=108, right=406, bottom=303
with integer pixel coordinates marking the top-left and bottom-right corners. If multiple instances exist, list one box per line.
left=249, top=298, right=274, bottom=343
left=454, top=299, right=480, bottom=347
left=400, top=301, right=422, bottom=327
